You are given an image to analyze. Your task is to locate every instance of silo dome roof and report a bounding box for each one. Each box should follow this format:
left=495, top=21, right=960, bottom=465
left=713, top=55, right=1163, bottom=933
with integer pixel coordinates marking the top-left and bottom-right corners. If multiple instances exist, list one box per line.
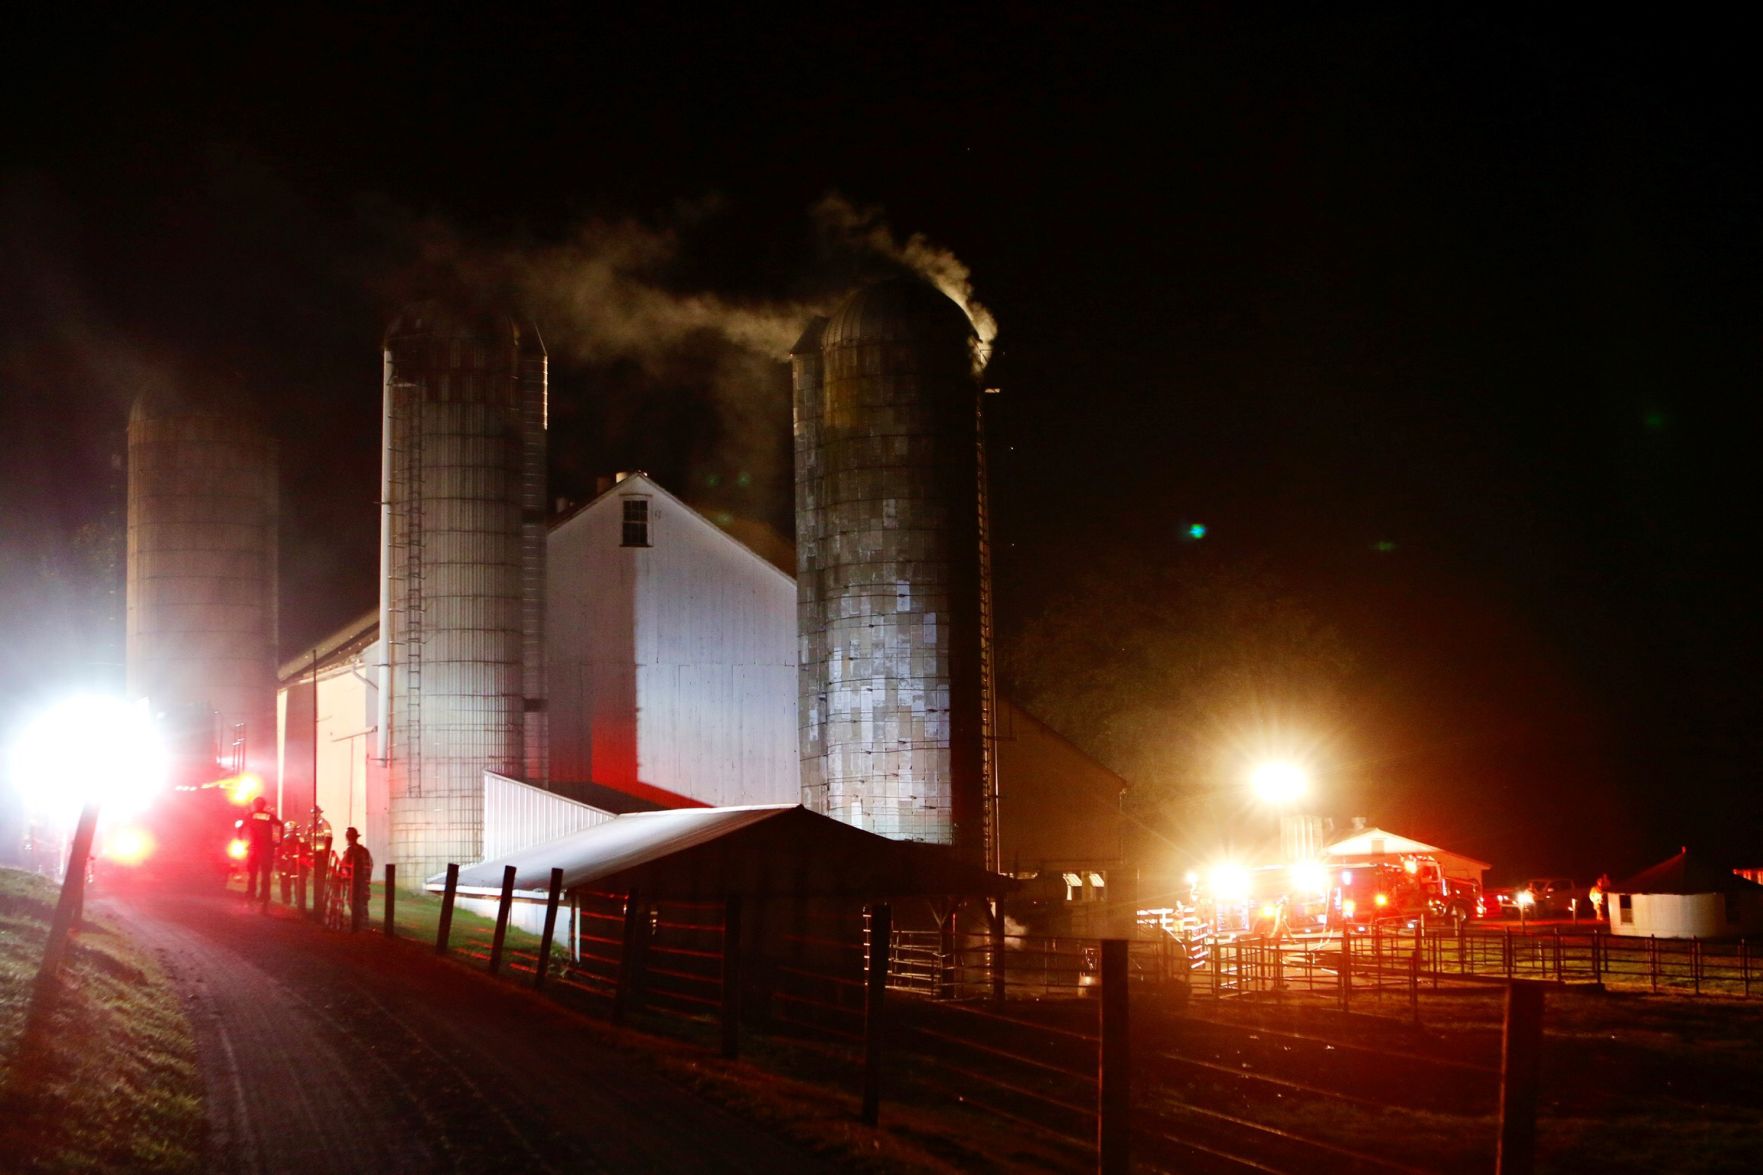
left=821, top=277, right=974, bottom=349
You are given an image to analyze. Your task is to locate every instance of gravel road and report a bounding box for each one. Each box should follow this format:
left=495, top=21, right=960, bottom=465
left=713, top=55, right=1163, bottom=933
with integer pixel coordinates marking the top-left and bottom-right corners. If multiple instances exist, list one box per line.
left=116, top=888, right=828, bottom=1174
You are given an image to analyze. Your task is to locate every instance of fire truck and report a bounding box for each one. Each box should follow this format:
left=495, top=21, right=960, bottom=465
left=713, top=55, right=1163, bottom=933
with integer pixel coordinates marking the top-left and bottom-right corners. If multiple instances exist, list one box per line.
left=1328, top=856, right=1482, bottom=930
left=92, top=702, right=260, bottom=890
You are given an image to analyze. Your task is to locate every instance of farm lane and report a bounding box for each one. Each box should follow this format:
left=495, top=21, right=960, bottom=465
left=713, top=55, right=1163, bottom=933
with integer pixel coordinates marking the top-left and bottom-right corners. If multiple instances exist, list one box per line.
left=114, top=889, right=828, bottom=1174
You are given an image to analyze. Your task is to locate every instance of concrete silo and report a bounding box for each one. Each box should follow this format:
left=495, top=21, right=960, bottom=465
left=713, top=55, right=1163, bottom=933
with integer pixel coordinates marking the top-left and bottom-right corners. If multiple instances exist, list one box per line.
left=378, top=305, right=548, bottom=885
left=126, top=389, right=279, bottom=782
left=794, top=277, right=997, bottom=867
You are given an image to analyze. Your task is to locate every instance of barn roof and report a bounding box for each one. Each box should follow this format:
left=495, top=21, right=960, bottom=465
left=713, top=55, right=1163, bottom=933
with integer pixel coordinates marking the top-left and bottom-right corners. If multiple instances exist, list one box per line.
left=431, top=804, right=1011, bottom=901
left=1612, top=849, right=1763, bottom=895
left=1323, top=827, right=1492, bottom=872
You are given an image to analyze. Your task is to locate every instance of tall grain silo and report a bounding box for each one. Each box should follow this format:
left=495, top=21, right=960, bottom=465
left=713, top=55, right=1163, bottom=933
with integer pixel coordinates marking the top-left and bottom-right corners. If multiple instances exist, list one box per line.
left=791, top=316, right=830, bottom=817
left=795, top=277, right=997, bottom=867
left=378, top=304, right=547, bottom=885
left=126, top=388, right=279, bottom=782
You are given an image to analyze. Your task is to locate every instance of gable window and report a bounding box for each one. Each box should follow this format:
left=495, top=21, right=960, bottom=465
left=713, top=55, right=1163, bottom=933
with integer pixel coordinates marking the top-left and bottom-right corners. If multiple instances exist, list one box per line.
left=621, top=497, right=650, bottom=547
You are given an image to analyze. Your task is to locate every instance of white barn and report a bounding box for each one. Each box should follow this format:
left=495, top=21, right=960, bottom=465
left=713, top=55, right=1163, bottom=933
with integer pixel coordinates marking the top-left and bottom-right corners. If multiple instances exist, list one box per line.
left=279, top=474, right=1126, bottom=920
left=1607, top=848, right=1763, bottom=939
left=277, top=474, right=799, bottom=857
left=545, top=473, right=798, bottom=809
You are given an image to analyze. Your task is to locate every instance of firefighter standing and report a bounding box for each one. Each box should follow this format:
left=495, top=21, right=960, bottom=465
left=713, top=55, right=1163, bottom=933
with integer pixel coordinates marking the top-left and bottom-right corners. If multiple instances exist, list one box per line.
left=276, top=820, right=306, bottom=905
left=241, top=796, right=281, bottom=910
left=339, top=827, right=373, bottom=933
left=308, top=807, right=334, bottom=922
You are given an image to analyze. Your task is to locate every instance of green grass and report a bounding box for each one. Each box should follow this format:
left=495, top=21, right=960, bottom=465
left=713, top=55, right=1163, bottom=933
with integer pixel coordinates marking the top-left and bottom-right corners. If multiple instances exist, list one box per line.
left=242, top=876, right=564, bottom=974
left=0, top=868, right=203, bottom=1172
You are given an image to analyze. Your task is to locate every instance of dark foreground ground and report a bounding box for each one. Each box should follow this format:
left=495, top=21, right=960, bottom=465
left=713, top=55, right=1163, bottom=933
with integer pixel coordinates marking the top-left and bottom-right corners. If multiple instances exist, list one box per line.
left=116, top=887, right=828, bottom=1174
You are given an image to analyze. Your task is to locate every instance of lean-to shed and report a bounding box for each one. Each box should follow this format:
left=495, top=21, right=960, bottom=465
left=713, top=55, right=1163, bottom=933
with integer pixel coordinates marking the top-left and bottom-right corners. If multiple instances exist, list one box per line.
left=1607, top=848, right=1763, bottom=938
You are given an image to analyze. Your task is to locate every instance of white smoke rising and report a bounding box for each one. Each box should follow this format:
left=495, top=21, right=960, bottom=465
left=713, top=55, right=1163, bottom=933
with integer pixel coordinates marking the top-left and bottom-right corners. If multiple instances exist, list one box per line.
left=408, top=194, right=997, bottom=372
left=810, top=192, right=999, bottom=346
left=411, top=215, right=813, bottom=366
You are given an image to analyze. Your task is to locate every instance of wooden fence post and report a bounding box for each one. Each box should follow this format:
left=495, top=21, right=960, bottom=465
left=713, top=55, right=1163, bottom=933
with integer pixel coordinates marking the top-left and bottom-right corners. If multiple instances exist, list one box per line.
left=435, top=864, right=459, bottom=956
left=990, top=899, right=1007, bottom=1009
left=1742, top=938, right=1750, bottom=999
left=535, top=867, right=564, bottom=991
left=1339, top=928, right=1352, bottom=1014
left=489, top=865, right=517, bottom=975
left=615, top=890, right=645, bottom=1022
left=938, top=906, right=956, bottom=1000
left=863, top=902, right=892, bottom=1125
left=1497, top=981, right=1544, bottom=1175
left=721, top=896, right=742, bottom=1059
left=383, top=863, right=396, bottom=939
left=1100, top=938, right=1131, bottom=1175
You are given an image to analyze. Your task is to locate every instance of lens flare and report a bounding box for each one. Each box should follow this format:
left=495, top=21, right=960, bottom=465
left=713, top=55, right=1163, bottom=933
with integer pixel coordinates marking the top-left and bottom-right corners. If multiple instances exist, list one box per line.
left=227, top=838, right=248, bottom=862
left=104, top=826, right=157, bottom=867
left=224, top=773, right=263, bottom=806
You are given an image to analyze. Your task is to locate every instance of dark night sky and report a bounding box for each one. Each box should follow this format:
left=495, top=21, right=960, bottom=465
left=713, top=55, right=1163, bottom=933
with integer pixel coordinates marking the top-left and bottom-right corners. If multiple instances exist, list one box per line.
left=2, top=6, right=1757, bottom=878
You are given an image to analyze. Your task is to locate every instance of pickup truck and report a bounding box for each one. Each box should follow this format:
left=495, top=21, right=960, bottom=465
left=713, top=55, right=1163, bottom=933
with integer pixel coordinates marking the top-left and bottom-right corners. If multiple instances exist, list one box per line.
left=1490, top=878, right=1587, bottom=917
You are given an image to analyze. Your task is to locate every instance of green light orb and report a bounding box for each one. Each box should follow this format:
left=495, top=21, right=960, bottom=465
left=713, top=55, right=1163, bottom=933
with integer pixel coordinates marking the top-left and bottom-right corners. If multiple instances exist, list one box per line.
left=1187, top=523, right=1208, bottom=540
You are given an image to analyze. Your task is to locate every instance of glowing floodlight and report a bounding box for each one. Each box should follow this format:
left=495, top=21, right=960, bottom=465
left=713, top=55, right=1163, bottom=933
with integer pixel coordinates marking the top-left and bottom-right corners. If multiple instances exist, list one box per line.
left=1249, top=760, right=1310, bottom=806
left=1208, top=861, right=1251, bottom=903
left=11, top=695, right=167, bottom=822
left=1289, top=860, right=1329, bottom=896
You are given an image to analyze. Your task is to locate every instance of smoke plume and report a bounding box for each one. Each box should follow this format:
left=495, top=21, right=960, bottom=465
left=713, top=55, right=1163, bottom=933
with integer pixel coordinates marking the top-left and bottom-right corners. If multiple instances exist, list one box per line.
left=810, top=192, right=999, bottom=347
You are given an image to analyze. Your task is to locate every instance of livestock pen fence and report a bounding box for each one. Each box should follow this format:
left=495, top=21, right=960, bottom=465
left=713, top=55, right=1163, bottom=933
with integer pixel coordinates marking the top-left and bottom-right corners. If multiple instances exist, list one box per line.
left=289, top=864, right=1753, bottom=1172
left=360, top=864, right=1582, bottom=1173
left=1183, top=922, right=1761, bottom=1003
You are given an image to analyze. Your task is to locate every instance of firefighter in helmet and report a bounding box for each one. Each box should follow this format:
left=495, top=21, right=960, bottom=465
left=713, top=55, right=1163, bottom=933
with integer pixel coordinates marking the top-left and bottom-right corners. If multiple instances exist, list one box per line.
left=308, top=806, right=334, bottom=921
left=338, top=827, right=373, bottom=932
left=276, top=819, right=306, bottom=905
left=241, top=796, right=282, bottom=911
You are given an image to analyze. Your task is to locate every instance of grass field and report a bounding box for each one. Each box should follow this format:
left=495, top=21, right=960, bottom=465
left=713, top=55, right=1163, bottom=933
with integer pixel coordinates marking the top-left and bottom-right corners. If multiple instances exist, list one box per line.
left=0, top=868, right=203, bottom=1172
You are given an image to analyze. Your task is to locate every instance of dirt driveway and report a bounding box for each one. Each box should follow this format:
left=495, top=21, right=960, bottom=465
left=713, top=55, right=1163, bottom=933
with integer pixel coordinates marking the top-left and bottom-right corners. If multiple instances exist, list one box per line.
left=116, top=888, right=828, bottom=1174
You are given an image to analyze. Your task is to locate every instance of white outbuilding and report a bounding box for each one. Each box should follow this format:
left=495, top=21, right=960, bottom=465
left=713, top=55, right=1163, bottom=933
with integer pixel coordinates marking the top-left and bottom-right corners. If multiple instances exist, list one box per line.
left=1607, top=848, right=1763, bottom=939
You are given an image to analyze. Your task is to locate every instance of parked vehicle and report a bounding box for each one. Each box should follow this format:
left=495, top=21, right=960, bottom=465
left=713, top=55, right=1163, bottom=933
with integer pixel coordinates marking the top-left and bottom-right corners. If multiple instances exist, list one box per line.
left=1523, top=877, right=1587, bottom=917
left=1329, top=856, right=1481, bottom=930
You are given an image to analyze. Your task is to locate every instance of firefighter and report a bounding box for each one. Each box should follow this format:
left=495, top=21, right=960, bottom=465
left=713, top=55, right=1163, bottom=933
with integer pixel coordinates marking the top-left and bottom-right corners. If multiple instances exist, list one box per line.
left=339, top=827, right=373, bottom=933
left=308, top=807, right=334, bottom=922
left=276, top=820, right=306, bottom=905
left=241, top=796, right=281, bottom=910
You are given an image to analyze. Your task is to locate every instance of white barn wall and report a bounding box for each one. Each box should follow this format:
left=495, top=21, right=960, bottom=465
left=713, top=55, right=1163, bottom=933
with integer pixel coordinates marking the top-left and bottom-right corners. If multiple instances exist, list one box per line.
left=276, top=628, right=384, bottom=865
left=547, top=476, right=797, bottom=808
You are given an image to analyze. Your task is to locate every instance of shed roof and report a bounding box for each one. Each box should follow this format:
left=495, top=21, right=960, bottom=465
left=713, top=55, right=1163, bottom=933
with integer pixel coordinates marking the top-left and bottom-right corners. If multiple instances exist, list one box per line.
left=1612, top=849, right=1763, bottom=895
left=1323, top=827, right=1492, bottom=872
left=431, top=804, right=1011, bottom=901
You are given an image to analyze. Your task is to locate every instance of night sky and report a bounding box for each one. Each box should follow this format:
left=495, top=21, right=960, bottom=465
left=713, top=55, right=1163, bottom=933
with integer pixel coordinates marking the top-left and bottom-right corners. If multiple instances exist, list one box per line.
left=2, top=7, right=1757, bottom=879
